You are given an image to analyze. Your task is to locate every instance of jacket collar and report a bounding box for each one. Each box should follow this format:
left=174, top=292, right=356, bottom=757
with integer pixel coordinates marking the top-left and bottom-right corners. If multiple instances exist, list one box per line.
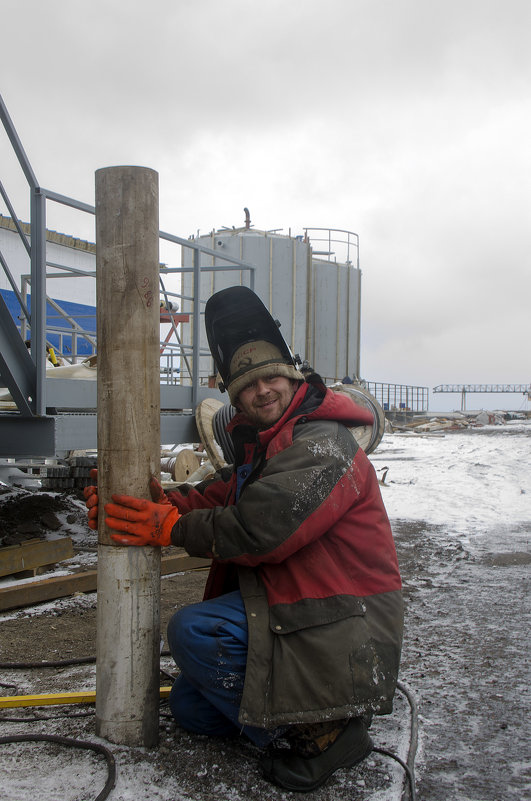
left=228, top=372, right=374, bottom=445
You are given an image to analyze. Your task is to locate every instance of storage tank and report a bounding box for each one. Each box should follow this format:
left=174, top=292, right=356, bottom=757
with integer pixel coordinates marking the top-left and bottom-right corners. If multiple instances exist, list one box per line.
left=181, top=220, right=361, bottom=382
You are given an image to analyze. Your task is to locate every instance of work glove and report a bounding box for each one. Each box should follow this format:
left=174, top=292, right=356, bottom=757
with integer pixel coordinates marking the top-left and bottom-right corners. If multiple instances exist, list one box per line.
left=83, top=469, right=99, bottom=530
left=84, top=473, right=177, bottom=540
left=105, top=491, right=181, bottom=547
left=148, top=475, right=172, bottom=506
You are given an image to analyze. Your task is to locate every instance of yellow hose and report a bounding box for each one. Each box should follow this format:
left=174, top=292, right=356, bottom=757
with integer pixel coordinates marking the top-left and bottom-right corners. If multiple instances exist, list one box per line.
left=0, top=687, right=172, bottom=708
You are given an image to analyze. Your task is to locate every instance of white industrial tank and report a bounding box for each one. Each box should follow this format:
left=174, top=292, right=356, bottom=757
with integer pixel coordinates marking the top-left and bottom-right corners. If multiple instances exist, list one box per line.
left=181, top=221, right=361, bottom=383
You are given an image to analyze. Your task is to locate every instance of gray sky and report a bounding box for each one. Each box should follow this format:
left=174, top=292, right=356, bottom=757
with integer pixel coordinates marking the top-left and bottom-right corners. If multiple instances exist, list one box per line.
left=2, top=0, right=530, bottom=410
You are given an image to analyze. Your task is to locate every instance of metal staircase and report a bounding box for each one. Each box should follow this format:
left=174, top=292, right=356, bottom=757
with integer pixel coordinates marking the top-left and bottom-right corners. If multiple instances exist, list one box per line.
left=0, top=93, right=257, bottom=458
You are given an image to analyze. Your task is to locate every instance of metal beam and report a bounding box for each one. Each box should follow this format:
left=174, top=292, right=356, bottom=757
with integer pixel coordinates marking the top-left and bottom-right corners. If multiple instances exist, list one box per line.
left=0, top=93, right=39, bottom=189
left=433, top=384, right=531, bottom=394
left=30, top=188, right=47, bottom=415
left=0, top=416, right=55, bottom=457
left=44, top=379, right=221, bottom=411
left=54, top=411, right=200, bottom=452
left=0, top=292, right=36, bottom=414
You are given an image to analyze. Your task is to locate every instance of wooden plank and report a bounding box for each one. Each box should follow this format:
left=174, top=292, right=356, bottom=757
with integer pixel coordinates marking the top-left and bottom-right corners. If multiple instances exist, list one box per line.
left=0, top=537, right=74, bottom=578
left=0, top=551, right=210, bottom=612
left=0, top=571, right=98, bottom=612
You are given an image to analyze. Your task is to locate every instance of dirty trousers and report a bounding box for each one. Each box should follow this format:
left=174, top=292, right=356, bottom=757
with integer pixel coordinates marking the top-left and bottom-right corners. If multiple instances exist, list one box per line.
left=167, top=590, right=277, bottom=747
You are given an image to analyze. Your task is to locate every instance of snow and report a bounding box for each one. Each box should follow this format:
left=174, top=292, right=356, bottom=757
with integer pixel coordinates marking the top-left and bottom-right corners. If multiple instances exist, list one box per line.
left=372, top=422, right=531, bottom=539
left=1, top=421, right=530, bottom=800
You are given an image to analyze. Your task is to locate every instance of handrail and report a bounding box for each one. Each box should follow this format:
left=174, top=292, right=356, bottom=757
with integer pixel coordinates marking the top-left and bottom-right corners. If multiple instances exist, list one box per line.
left=304, top=227, right=360, bottom=270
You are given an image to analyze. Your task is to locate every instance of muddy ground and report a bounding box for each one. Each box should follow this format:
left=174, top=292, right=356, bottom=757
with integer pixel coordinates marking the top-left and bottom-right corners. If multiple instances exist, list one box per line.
left=0, top=486, right=530, bottom=801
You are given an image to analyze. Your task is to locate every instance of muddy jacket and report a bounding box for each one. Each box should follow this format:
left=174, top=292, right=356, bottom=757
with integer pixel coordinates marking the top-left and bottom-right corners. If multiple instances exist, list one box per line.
left=168, top=376, right=403, bottom=728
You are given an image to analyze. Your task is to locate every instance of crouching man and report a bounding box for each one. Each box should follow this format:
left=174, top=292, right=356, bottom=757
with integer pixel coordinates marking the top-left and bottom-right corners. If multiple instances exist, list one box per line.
left=86, top=286, right=403, bottom=792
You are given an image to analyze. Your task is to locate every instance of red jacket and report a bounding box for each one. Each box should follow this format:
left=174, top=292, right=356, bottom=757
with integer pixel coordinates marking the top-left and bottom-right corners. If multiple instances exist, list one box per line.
left=169, top=377, right=403, bottom=727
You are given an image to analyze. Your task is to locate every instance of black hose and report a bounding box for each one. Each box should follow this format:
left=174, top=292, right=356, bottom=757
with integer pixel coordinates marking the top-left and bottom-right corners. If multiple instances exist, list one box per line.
left=372, top=680, right=418, bottom=801
left=1, top=710, right=95, bottom=723
left=0, top=650, right=173, bottom=670
left=0, top=733, right=116, bottom=801
left=373, top=747, right=417, bottom=801
left=1, top=655, right=418, bottom=799
left=396, top=680, right=418, bottom=792
left=0, top=656, right=95, bottom=669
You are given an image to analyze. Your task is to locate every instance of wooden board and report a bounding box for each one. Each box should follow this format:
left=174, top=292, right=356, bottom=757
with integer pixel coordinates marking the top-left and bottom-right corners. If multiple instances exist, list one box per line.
left=0, top=537, right=74, bottom=578
left=0, top=551, right=210, bottom=612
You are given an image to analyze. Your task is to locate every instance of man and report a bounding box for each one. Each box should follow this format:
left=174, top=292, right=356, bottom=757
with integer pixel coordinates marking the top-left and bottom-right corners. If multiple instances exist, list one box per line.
left=87, top=286, right=403, bottom=792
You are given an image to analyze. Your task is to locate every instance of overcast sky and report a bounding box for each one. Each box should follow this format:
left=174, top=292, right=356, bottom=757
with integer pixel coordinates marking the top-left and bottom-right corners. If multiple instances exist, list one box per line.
left=2, top=0, right=530, bottom=411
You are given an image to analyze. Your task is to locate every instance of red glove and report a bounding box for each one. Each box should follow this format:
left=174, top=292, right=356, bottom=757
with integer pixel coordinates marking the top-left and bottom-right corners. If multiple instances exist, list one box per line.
left=83, top=469, right=99, bottom=530
left=105, top=493, right=181, bottom=546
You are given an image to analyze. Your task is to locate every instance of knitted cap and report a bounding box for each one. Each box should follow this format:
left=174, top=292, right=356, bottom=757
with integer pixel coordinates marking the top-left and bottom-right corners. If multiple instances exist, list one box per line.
left=227, top=340, right=304, bottom=404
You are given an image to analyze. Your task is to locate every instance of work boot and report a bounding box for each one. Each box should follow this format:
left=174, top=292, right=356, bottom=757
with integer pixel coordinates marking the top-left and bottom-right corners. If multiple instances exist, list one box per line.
left=261, top=717, right=373, bottom=792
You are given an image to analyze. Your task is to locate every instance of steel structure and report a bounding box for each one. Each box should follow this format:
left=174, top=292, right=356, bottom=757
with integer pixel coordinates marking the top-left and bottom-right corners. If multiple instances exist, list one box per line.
left=1, top=94, right=369, bottom=459
left=433, top=384, right=531, bottom=411
left=0, top=93, right=260, bottom=458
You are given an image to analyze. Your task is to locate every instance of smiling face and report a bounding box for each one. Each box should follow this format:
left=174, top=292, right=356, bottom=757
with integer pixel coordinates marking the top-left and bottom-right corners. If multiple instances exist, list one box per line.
left=236, top=374, right=299, bottom=429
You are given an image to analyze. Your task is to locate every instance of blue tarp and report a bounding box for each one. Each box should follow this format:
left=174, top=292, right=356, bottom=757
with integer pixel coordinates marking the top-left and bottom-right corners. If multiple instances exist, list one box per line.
left=1, top=288, right=96, bottom=357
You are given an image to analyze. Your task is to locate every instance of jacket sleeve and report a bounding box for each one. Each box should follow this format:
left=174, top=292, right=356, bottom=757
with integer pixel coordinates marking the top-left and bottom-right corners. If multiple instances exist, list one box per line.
left=166, top=466, right=232, bottom=515
left=175, top=420, right=372, bottom=563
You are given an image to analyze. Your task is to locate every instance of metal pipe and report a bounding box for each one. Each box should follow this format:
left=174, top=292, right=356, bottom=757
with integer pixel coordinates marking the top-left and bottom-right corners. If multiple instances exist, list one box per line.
left=95, top=166, right=161, bottom=747
left=0, top=246, right=30, bottom=321
left=0, top=179, right=31, bottom=255
left=192, top=247, right=201, bottom=410
left=0, top=93, right=39, bottom=189
left=291, top=238, right=297, bottom=351
left=30, top=188, right=47, bottom=416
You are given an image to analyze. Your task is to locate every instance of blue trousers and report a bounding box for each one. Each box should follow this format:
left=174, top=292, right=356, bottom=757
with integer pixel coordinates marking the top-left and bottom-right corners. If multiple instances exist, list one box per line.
left=167, top=590, right=278, bottom=747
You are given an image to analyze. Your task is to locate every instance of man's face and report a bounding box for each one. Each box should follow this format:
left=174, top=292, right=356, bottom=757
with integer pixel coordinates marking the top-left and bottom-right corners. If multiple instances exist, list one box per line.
left=236, top=375, right=299, bottom=429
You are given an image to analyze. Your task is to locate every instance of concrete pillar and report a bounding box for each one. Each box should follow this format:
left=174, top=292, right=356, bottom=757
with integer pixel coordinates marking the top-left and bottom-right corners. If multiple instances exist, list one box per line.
left=95, top=166, right=161, bottom=747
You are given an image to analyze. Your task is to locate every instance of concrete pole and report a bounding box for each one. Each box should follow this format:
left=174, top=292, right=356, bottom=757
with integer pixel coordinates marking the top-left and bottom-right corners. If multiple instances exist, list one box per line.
left=95, top=166, right=161, bottom=747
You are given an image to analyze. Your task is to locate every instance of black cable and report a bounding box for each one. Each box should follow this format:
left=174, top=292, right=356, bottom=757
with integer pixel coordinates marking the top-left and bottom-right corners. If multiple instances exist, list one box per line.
left=0, top=656, right=95, bottom=669
left=371, top=681, right=418, bottom=801
left=1, top=710, right=95, bottom=723
left=396, top=680, right=418, bottom=789
left=0, top=733, right=116, bottom=801
left=372, top=747, right=417, bottom=801
left=1, top=656, right=418, bottom=799
left=0, top=650, right=173, bottom=670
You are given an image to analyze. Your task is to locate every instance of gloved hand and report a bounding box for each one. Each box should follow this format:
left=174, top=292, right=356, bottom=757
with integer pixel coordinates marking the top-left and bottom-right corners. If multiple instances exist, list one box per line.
left=84, top=473, right=172, bottom=532
left=83, top=468, right=99, bottom=530
left=105, top=493, right=181, bottom=547
left=148, top=475, right=172, bottom=506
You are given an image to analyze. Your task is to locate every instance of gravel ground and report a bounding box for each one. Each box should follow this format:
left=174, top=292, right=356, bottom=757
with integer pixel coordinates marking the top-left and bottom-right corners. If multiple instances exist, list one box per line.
left=1, top=427, right=530, bottom=800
